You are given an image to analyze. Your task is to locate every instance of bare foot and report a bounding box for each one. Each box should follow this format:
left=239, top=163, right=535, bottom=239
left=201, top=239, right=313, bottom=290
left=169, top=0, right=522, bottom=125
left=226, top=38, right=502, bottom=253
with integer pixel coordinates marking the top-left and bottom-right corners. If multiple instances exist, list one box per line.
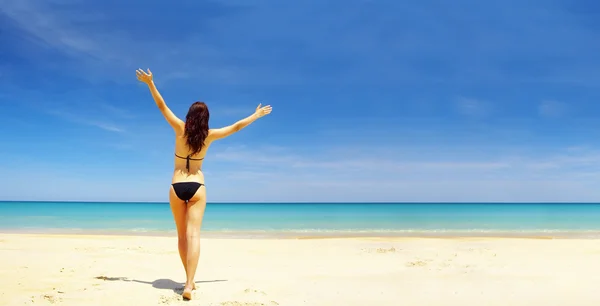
left=182, top=286, right=193, bottom=300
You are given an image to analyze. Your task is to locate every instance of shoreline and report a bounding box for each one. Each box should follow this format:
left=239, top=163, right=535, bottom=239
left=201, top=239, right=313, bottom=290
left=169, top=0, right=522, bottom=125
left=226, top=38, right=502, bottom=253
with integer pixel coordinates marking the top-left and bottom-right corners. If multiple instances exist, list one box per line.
left=2, top=228, right=600, bottom=239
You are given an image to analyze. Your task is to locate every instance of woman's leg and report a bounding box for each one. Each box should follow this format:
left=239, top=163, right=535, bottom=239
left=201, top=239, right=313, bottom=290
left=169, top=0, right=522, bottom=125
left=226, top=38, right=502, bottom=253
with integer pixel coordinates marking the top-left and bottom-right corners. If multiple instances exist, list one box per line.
left=169, top=187, right=189, bottom=280
left=182, top=187, right=206, bottom=300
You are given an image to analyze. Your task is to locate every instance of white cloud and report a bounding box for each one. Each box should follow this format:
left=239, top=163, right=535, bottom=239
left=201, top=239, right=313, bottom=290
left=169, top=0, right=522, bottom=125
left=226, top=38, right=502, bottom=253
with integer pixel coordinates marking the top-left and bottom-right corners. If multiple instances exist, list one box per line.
left=46, top=109, right=125, bottom=133
left=4, top=141, right=600, bottom=202
left=0, top=0, right=303, bottom=86
left=0, top=0, right=112, bottom=62
left=0, top=1, right=193, bottom=80
left=209, top=143, right=600, bottom=179
left=96, top=102, right=136, bottom=119
left=4, top=0, right=598, bottom=89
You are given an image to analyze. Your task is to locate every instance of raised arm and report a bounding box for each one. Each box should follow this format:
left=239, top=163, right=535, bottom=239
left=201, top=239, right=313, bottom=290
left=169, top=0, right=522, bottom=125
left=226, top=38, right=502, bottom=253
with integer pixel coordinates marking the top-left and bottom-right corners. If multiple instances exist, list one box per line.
left=209, top=103, right=272, bottom=141
left=136, top=68, right=184, bottom=134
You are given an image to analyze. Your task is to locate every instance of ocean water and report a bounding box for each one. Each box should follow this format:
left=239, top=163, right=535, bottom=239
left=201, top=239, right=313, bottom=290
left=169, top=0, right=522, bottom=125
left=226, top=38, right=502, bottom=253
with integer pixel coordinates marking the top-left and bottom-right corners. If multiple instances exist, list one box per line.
left=2, top=201, right=600, bottom=238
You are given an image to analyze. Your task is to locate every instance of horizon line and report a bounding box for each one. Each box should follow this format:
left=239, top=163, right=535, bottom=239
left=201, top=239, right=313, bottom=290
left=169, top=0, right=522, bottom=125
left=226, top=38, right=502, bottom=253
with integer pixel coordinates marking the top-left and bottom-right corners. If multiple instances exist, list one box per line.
left=2, top=200, right=600, bottom=204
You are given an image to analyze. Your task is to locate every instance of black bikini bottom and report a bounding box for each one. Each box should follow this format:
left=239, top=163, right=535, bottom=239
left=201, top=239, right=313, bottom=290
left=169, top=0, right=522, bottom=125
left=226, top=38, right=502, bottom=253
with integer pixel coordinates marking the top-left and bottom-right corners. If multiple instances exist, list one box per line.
left=171, top=182, right=204, bottom=201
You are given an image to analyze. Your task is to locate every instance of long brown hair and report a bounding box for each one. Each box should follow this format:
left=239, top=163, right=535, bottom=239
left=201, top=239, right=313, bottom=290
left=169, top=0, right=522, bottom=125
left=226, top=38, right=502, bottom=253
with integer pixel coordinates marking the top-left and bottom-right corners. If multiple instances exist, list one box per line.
left=184, top=101, right=209, bottom=155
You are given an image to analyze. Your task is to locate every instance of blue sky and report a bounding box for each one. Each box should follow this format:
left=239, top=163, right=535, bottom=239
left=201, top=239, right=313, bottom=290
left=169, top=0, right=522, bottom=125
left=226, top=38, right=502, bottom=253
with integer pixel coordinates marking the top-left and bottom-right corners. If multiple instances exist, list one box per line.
left=2, top=0, right=600, bottom=202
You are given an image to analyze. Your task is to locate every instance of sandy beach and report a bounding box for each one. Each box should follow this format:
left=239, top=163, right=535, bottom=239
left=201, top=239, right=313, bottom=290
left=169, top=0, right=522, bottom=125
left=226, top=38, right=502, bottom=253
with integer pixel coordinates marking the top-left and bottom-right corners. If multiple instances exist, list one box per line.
left=2, top=234, right=600, bottom=305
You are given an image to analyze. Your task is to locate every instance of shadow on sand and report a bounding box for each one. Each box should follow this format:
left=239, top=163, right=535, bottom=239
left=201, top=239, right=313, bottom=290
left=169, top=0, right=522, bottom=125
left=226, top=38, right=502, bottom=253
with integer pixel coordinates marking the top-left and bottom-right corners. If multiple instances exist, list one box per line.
left=95, top=276, right=227, bottom=294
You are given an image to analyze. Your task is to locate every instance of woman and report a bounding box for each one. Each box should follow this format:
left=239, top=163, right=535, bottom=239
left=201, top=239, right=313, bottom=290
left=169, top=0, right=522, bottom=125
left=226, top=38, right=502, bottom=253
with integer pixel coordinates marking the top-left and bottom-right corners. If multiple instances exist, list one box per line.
left=136, top=68, right=272, bottom=300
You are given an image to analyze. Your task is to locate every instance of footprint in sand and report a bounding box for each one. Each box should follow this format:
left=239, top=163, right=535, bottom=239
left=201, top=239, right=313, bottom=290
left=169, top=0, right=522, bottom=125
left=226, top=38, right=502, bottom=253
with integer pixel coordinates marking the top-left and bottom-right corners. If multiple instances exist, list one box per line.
left=159, top=293, right=183, bottom=304
left=217, top=289, right=278, bottom=306
left=42, top=293, right=62, bottom=304
left=94, top=275, right=128, bottom=281
left=243, top=288, right=267, bottom=296
left=406, top=259, right=431, bottom=267
left=376, top=247, right=397, bottom=253
left=361, top=247, right=398, bottom=254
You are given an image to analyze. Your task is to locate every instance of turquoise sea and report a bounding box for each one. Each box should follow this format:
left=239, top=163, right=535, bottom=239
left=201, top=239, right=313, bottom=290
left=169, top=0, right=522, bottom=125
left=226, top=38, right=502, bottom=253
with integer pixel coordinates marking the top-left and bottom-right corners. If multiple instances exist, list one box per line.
left=2, top=201, right=600, bottom=238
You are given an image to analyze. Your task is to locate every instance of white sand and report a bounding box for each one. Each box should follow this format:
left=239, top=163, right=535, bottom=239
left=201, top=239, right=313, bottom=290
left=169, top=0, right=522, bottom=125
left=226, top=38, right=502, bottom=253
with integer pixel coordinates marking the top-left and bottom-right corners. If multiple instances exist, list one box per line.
left=2, top=234, right=600, bottom=305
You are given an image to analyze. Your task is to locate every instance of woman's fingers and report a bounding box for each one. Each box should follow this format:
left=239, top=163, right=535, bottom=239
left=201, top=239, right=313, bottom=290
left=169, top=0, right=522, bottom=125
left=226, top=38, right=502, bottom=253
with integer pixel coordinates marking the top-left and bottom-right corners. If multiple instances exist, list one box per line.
left=136, top=68, right=153, bottom=83
left=261, top=106, right=272, bottom=115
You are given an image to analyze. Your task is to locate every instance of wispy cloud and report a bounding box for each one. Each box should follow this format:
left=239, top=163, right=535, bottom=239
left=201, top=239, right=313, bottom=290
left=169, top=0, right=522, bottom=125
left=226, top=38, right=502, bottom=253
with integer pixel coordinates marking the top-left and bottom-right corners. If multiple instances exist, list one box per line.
left=196, top=143, right=600, bottom=201
left=5, top=137, right=600, bottom=202
left=210, top=143, right=600, bottom=179
left=3, top=0, right=600, bottom=88
left=0, top=0, right=288, bottom=85
left=46, top=109, right=125, bottom=133
left=96, top=102, right=136, bottom=119
left=0, top=0, right=111, bottom=62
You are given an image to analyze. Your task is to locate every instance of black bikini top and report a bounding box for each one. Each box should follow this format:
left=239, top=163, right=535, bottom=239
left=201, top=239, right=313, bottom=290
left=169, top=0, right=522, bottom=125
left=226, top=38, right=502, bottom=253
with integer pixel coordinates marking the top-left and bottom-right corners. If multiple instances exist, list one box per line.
left=175, top=154, right=204, bottom=171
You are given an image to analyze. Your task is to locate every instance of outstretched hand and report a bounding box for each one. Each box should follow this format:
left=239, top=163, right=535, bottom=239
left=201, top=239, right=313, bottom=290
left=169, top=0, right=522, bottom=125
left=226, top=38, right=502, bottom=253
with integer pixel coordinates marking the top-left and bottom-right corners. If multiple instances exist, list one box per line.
left=136, top=68, right=153, bottom=84
left=254, top=103, right=272, bottom=118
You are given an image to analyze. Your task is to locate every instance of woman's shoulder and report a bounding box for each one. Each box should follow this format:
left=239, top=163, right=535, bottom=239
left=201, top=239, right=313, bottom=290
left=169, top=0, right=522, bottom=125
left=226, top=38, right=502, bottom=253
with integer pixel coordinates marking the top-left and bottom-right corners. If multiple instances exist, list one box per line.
left=206, top=129, right=218, bottom=139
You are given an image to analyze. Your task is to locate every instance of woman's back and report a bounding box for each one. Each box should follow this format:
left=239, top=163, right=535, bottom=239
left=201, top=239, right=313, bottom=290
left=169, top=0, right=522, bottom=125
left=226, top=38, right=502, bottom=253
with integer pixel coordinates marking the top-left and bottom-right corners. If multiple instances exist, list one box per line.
left=171, top=132, right=211, bottom=184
